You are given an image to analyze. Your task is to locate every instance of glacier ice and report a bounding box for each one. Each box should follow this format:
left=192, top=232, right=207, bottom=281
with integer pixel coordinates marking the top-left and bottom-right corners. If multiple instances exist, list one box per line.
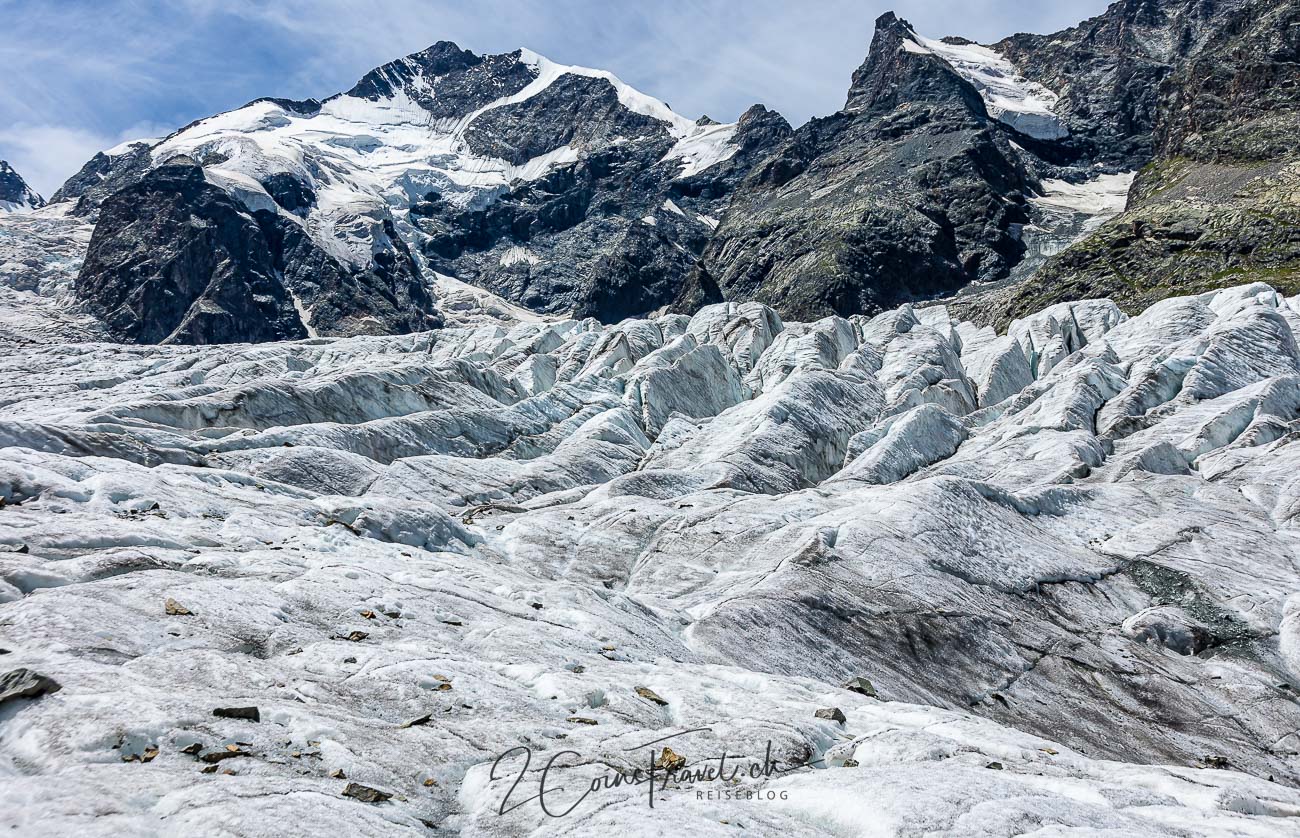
left=4, top=284, right=1300, bottom=834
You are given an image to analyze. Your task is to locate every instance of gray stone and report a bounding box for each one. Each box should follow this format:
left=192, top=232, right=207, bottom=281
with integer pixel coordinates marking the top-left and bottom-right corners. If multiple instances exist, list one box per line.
left=815, top=707, right=847, bottom=724
left=843, top=677, right=878, bottom=698
left=0, top=669, right=61, bottom=705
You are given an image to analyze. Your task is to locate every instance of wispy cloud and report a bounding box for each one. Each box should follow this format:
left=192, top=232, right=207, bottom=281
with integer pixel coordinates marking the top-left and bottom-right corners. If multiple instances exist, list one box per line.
left=0, top=122, right=169, bottom=200
left=0, top=0, right=1114, bottom=196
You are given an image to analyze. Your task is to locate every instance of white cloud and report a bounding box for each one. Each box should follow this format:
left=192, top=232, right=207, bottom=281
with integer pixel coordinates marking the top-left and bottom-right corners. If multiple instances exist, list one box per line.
left=0, top=122, right=168, bottom=199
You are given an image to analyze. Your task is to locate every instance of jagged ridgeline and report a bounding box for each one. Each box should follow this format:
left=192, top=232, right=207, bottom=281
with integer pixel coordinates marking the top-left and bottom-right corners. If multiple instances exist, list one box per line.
left=10, top=0, right=1300, bottom=344
left=49, top=43, right=792, bottom=343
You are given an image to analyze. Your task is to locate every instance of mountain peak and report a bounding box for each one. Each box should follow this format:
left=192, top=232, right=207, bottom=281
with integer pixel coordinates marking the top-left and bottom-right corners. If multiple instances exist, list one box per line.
left=345, top=39, right=484, bottom=102
left=844, top=13, right=983, bottom=114
left=0, top=160, right=44, bottom=212
left=843, top=14, right=1069, bottom=140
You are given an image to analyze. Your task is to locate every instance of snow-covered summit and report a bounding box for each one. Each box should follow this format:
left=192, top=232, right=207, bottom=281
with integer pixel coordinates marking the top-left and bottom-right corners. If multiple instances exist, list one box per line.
left=43, top=40, right=756, bottom=336
left=0, top=160, right=43, bottom=213
left=117, top=43, right=736, bottom=247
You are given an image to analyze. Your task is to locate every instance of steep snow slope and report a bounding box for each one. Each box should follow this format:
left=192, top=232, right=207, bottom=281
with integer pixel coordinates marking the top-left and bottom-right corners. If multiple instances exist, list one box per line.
left=4, top=283, right=1300, bottom=835
left=0, top=161, right=43, bottom=213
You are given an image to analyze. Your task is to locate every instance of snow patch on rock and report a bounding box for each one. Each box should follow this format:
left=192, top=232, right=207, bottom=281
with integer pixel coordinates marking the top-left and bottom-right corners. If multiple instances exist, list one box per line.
left=903, top=29, right=1068, bottom=140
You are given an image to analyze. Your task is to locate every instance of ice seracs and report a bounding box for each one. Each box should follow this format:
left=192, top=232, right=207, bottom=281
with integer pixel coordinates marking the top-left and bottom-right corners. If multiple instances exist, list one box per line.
left=4, top=283, right=1300, bottom=834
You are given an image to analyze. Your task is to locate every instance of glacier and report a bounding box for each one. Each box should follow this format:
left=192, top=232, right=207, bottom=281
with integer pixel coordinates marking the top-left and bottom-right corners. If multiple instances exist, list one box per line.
left=900, top=25, right=1067, bottom=141
left=3, top=282, right=1300, bottom=835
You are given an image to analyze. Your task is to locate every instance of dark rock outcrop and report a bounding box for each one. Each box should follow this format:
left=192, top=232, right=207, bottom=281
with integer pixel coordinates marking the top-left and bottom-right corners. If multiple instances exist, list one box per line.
left=0, top=161, right=43, bottom=211
left=1152, top=0, right=1299, bottom=164
left=999, top=0, right=1300, bottom=323
left=76, top=160, right=306, bottom=344
left=346, top=41, right=534, bottom=117
left=679, top=13, right=1034, bottom=320
left=464, top=74, right=670, bottom=164
left=75, top=160, right=439, bottom=344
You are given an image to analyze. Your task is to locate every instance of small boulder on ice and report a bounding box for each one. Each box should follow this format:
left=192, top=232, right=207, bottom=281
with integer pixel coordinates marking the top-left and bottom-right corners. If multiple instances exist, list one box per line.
left=342, top=783, right=392, bottom=804
left=654, top=746, right=687, bottom=771
left=843, top=676, right=878, bottom=698
left=815, top=707, right=847, bottom=724
left=634, top=686, right=669, bottom=706
left=0, top=668, right=61, bottom=706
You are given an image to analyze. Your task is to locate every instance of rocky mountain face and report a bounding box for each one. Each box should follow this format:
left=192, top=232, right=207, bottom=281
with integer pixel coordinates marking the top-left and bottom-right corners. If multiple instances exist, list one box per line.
left=421, top=101, right=791, bottom=322
left=676, top=13, right=1040, bottom=320
left=697, top=0, right=1300, bottom=325
left=997, top=0, right=1300, bottom=322
left=0, top=160, right=43, bottom=212
left=41, top=42, right=782, bottom=344
left=992, top=0, right=1218, bottom=170
left=78, top=158, right=436, bottom=344
left=5, top=0, right=1297, bottom=345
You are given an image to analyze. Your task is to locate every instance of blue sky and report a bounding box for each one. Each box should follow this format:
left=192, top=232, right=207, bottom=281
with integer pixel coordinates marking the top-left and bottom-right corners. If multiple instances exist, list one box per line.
left=0, top=0, right=1113, bottom=197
